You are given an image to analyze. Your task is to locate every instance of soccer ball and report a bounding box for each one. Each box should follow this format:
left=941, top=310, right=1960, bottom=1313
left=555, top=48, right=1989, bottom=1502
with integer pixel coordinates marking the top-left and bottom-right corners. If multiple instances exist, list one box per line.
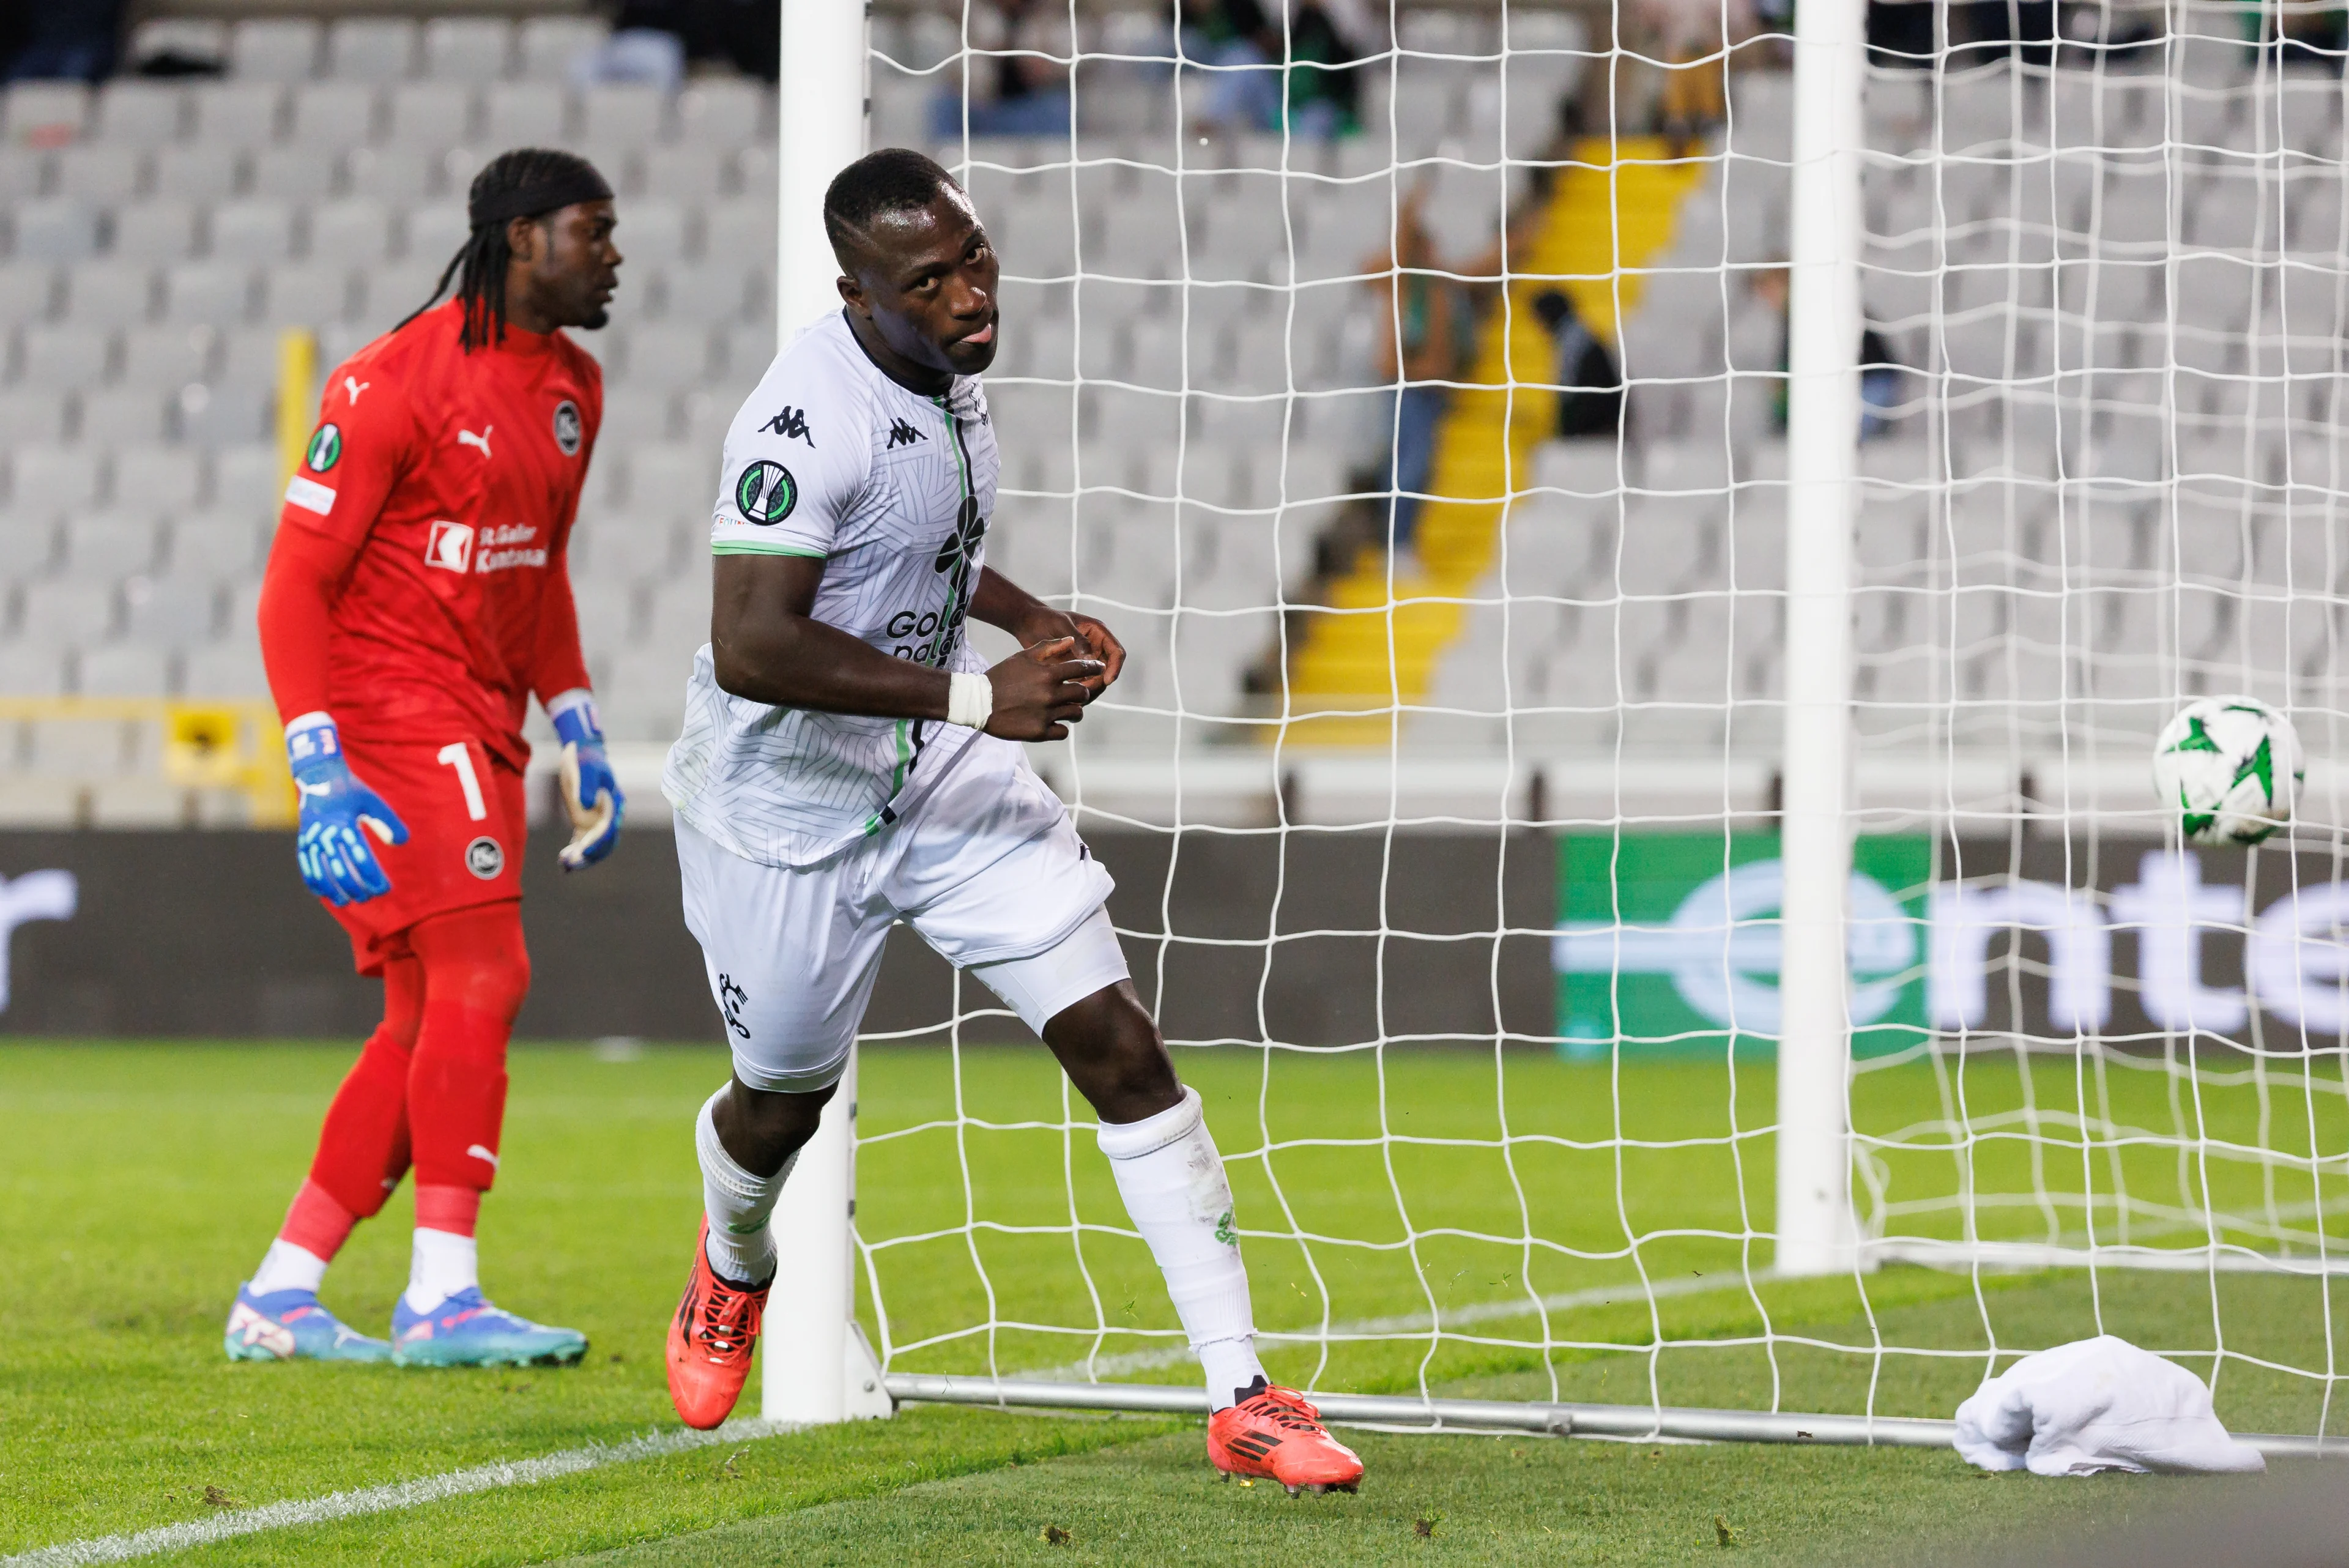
left=2151, top=696, right=2306, bottom=847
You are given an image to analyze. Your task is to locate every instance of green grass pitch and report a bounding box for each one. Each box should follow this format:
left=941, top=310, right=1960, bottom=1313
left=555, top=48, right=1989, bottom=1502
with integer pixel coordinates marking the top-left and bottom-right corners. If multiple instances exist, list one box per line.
left=0, top=1040, right=2328, bottom=1564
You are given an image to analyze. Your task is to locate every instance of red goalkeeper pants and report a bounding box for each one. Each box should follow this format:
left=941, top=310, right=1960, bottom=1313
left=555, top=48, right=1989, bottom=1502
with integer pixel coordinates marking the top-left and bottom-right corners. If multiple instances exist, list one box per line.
left=303, top=901, right=532, bottom=1222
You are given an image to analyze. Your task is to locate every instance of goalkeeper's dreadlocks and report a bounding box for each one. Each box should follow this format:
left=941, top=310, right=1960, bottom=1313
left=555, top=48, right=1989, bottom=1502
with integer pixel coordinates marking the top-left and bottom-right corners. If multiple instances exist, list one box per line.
left=400, top=147, right=617, bottom=351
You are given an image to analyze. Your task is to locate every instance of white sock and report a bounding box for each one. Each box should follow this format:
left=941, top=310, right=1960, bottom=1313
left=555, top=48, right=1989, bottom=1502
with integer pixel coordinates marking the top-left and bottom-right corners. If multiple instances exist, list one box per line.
left=1097, top=1085, right=1266, bottom=1411
left=402, top=1228, right=478, bottom=1315
left=698, top=1086, right=793, bottom=1287
left=249, top=1239, right=327, bottom=1298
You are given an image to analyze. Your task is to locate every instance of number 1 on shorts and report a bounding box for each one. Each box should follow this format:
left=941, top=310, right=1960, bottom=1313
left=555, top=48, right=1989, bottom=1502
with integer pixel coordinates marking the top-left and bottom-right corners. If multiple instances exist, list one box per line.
left=437, top=743, right=488, bottom=822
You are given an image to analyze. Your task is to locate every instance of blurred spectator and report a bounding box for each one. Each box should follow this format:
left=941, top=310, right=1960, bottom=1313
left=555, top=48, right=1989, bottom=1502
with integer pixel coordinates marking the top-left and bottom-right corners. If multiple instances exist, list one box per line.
left=932, top=0, right=1074, bottom=138
left=1365, top=196, right=1475, bottom=552
left=1532, top=291, right=1624, bottom=440
left=1750, top=267, right=1905, bottom=440
left=2, top=0, right=123, bottom=84
left=599, top=0, right=777, bottom=84
left=1182, top=0, right=1368, bottom=140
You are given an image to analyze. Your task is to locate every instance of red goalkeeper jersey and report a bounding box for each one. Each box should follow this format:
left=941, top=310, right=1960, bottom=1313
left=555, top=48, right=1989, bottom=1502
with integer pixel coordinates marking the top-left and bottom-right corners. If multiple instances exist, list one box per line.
left=267, top=300, right=601, bottom=772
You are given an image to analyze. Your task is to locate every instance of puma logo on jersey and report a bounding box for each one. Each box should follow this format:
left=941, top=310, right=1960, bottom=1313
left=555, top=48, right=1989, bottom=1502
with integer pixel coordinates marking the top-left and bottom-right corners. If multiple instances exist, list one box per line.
left=456, top=425, right=493, bottom=458
left=344, top=376, right=370, bottom=404
left=760, top=406, right=814, bottom=446
left=466, top=1144, right=500, bottom=1169
left=886, top=418, right=924, bottom=449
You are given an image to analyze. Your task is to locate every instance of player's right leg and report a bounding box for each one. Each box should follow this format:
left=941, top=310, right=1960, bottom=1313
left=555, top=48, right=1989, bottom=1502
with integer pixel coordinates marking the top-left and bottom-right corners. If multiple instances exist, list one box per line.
left=226, top=951, right=422, bottom=1363
left=664, top=818, right=888, bottom=1428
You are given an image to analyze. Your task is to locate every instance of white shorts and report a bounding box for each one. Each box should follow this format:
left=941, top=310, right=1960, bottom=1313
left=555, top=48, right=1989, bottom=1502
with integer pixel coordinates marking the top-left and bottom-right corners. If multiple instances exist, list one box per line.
left=675, top=733, right=1127, bottom=1092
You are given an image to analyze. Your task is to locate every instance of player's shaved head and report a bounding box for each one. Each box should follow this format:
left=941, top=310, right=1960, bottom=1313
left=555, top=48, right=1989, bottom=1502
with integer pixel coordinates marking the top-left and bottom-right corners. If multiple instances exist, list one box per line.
left=827, top=148, right=999, bottom=390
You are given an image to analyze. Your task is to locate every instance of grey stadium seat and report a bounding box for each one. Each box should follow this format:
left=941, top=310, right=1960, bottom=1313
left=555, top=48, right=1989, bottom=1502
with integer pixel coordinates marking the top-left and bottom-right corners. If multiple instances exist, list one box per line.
left=308, top=199, right=393, bottom=268
left=61, top=511, right=162, bottom=579
left=18, top=579, right=118, bottom=644
left=0, top=266, right=54, bottom=327
left=91, top=81, right=184, bottom=146
left=121, top=576, right=220, bottom=646
left=208, top=200, right=295, bottom=266
left=110, top=202, right=199, bottom=266
left=81, top=386, right=171, bottom=445
left=383, top=83, right=477, bottom=154
left=421, top=18, right=513, bottom=83
left=162, top=263, right=254, bottom=328
left=188, top=82, right=284, bottom=149
left=11, top=198, right=100, bottom=263
left=10, top=450, right=103, bottom=516
left=516, top=17, right=607, bottom=81
left=0, top=149, right=41, bottom=203
left=78, top=643, right=174, bottom=697
left=170, top=514, right=263, bottom=579
left=263, top=264, right=355, bottom=326
left=579, top=84, right=667, bottom=146
left=182, top=637, right=265, bottom=696
left=119, top=324, right=216, bottom=389
left=150, top=145, right=241, bottom=204
left=115, top=448, right=204, bottom=514
left=228, top=18, right=321, bottom=83
left=288, top=83, right=379, bottom=149
left=483, top=81, right=569, bottom=144
left=342, top=145, right=435, bottom=204
left=0, top=389, right=68, bottom=446
left=327, top=17, right=418, bottom=83
left=15, top=324, right=110, bottom=389
left=247, top=146, right=338, bottom=203
left=0, top=516, right=58, bottom=579
left=50, top=144, right=144, bottom=201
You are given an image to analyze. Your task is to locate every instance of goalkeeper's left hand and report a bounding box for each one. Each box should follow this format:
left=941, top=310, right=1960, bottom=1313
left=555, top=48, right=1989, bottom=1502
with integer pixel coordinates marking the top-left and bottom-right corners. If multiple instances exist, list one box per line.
left=549, top=692, right=623, bottom=871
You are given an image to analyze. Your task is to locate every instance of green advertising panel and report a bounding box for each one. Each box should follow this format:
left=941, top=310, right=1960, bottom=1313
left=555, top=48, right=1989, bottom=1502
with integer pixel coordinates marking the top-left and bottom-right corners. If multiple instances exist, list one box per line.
left=1555, top=833, right=1933, bottom=1060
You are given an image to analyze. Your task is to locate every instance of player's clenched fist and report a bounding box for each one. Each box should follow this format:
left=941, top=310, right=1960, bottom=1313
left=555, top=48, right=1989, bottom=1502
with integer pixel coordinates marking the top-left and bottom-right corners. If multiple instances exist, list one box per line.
left=981, top=636, right=1104, bottom=741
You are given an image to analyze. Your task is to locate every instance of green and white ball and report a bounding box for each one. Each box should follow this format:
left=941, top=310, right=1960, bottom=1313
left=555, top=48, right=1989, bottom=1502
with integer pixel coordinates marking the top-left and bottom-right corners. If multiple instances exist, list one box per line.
left=2152, top=696, right=2305, bottom=847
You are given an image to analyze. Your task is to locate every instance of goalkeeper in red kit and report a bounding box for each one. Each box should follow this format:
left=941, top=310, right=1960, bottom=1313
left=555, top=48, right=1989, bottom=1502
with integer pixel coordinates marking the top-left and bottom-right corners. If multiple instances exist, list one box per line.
left=223, top=150, right=626, bottom=1367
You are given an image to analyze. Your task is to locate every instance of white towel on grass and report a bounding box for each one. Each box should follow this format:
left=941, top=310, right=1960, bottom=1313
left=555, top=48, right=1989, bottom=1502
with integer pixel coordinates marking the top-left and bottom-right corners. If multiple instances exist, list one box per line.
left=1953, top=1335, right=2265, bottom=1476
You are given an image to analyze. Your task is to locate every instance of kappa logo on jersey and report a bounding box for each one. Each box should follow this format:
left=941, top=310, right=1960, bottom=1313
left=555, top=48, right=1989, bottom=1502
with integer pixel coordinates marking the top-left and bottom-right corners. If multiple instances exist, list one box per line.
left=426, top=520, right=475, bottom=573
left=305, top=423, right=341, bottom=472
left=735, top=461, right=798, bottom=524
left=885, top=418, right=924, bottom=450
left=553, top=399, right=582, bottom=457
left=759, top=406, right=815, bottom=446
left=464, top=836, right=504, bottom=879
left=456, top=425, right=493, bottom=459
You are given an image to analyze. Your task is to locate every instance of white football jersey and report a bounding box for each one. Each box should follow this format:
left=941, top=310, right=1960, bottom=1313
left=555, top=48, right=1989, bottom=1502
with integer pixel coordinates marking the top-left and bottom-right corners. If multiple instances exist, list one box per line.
left=662, top=309, right=999, bottom=869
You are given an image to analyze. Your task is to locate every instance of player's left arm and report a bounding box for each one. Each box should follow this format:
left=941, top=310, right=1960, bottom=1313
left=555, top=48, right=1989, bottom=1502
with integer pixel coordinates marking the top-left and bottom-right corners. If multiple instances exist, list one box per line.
left=532, top=428, right=623, bottom=870
left=972, top=566, right=1122, bottom=694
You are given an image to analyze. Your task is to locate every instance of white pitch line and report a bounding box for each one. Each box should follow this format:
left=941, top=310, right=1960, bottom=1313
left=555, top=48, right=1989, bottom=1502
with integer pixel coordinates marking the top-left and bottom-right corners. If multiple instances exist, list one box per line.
left=12, top=1270, right=1772, bottom=1565
left=2, top=1418, right=797, bottom=1568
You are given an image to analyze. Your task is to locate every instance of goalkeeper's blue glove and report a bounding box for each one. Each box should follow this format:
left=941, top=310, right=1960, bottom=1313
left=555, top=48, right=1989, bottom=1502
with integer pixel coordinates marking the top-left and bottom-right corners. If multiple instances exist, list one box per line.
left=288, top=715, right=409, bottom=906
left=550, top=691, right=623, bottom=871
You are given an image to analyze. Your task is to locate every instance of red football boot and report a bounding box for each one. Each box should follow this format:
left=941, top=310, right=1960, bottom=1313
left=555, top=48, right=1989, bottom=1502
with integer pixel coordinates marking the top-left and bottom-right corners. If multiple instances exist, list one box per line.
left=1208, top=1378, right=1365, bottom=1495
left=665, top=1220, right=769, bottom=1430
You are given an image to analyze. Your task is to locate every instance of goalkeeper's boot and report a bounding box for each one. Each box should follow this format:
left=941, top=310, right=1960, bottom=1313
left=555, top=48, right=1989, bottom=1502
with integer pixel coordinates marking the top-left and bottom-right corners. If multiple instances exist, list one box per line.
left=1208, top=1378, right=1365, bottom=1495
left=666, top=1220, right=770, bottom=1430
left=224, top=1284, right=392, bottom=1363
left=390, top=1288, right=587, bottom=1368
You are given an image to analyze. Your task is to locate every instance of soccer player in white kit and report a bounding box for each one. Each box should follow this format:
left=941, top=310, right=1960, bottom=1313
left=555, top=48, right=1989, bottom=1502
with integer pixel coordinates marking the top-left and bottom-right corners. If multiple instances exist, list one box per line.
left=658, top=149, right=1364, bottom=1493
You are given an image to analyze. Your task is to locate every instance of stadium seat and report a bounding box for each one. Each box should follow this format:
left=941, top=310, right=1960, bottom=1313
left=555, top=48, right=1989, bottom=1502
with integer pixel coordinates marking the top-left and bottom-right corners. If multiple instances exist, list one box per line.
left=2, top=83, right=89, bottom=146
left=516, top=17, right=608, bottom=81
left=82, top=387, right=172, bottom=446
left=342, top=145, right=436, bottom=204
left=119, top=324, right=216, bottom=390
left=0, top=390, right=67, bottom=447
left=180, top=636, right=265, bottom=696
left=15, top=324, right=109, bottom=390
left=178, top=384, right=271, bottom=448
left=264, top=264, right=355, bottom=326
left=675, top=82, right=763, bottom=146
left=421, top=18, right=514, bottom=84
left=62, top=510, right=163, bottom=578
left=209, top=201, right=295, bottom=266
left=121, top=575, right=220, bottom=647
left=116, top=449, right=204, bottom=515
left=248, top=147, right=338, bottom=203
left=11, top=449, right=103, bottom=515
left=150, top=146, right=241, bottom=205
left=19, top=580, right=119, bottom=645
left=169, top=515, right=262, bottom=579
left=81, top=641, right=179, bottom=697
left=484, top=81, right=570, bottom=145
left=12, top=198, right=100, bottom=264
left=404, top=205, right=468, bottom=267
left=306, top=199, right=393, bottom=269
left=327, top=18, right=419, bottom=84
left=0, top=516, right=58, bottom=579
left=0, top=640, right=66, bottom=696
left=163, top=263, right=254, bottom=329
left=229, top=18, right=322, bottom=82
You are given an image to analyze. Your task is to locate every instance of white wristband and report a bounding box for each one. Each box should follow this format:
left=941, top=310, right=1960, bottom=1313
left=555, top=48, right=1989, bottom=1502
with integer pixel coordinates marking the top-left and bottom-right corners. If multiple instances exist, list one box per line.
left=946, top=670, right=994, bottom=730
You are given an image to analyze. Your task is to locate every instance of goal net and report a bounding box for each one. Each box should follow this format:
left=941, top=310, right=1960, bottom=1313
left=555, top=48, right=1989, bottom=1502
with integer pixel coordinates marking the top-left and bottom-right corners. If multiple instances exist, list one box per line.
left=818, top=0, right=2349, bottom=1439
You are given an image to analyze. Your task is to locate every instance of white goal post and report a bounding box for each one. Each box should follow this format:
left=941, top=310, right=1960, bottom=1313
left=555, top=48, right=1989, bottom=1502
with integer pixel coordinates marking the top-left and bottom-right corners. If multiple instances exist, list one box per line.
left=754, top=0, right=2349, bottom=1448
